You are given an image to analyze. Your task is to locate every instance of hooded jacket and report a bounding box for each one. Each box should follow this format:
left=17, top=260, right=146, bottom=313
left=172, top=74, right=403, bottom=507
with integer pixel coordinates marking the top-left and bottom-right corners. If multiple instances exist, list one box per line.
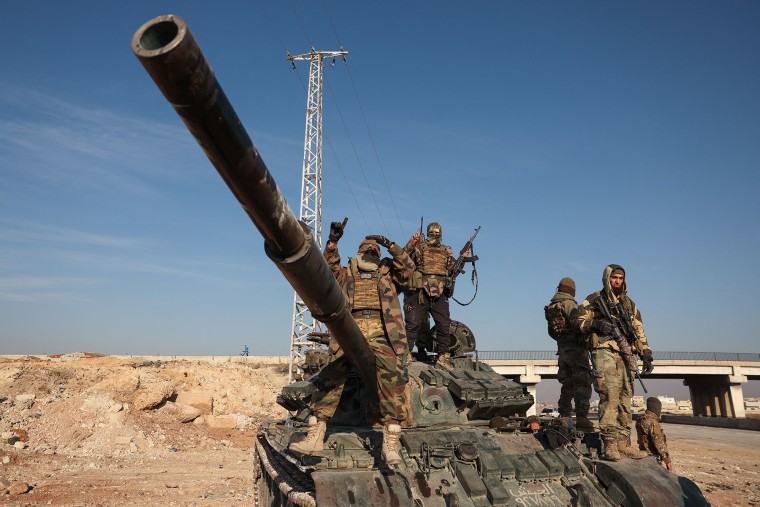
left=573, top=264, right=651, bottom=355
left=324, top=240, right=415, bottom=355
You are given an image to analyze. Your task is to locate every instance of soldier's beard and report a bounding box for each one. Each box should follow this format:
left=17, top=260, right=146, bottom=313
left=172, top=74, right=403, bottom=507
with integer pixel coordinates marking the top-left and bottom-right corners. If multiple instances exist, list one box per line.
left=357, top=254, right=380, bottom=271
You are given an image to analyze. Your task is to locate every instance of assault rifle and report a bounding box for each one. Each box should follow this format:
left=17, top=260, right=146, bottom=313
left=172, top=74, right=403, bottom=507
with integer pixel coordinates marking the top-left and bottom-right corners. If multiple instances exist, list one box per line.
left=444, top=226, right=480, bottom=299
left=595, top=295, right=648, bottom=393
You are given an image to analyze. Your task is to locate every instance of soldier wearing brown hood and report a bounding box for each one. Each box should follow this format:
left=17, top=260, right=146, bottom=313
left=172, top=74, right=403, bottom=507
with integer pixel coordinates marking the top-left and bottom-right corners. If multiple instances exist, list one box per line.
left=574, top=264, right=652, bottom=461
left=637, top=397, right=673, bottom=471
left=289, top=219, right=415, bottom=465
left=548, top=277, right=595, bottom=432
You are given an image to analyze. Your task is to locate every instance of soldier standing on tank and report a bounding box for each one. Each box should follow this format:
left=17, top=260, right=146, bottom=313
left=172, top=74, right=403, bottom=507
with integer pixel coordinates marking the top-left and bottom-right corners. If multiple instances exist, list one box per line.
left=403, top=222, right=456, bottom=370
left=636, top=397, right=673, bottom=471
left=289, top=219, right=414, bottom=465
left=573, top=264, right=652, bottom=461
left=548, top=277, right=595, bottom=432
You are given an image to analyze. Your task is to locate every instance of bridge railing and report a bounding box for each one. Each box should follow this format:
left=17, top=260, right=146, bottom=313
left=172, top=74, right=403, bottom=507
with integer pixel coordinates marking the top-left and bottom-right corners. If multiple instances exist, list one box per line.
left=477, top=351, right=760, bottom=361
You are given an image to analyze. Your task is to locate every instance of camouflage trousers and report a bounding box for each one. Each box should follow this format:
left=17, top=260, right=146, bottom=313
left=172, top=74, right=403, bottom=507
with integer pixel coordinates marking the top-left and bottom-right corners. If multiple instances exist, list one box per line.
left=556, top=346, right=592, bottom=418
left=591, top=348, right=634, bottom=440
left=311, top=315, right=408, bottom=423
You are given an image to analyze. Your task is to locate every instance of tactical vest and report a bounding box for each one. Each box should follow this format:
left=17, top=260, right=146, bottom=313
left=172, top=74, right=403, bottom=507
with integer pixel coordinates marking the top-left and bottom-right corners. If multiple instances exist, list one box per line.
left=419, top=244, right=449, bottom=276
left=352, top=267, right=381, bottom=310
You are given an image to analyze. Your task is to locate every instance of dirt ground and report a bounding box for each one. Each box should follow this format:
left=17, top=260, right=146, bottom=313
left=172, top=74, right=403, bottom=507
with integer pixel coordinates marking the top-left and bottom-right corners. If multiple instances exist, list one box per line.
left=1, top=354, right=758, bottom=506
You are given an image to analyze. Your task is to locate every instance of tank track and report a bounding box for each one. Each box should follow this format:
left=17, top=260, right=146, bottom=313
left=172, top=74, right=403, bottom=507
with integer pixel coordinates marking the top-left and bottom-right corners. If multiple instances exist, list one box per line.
left=254, top=435, right=315, bottom=507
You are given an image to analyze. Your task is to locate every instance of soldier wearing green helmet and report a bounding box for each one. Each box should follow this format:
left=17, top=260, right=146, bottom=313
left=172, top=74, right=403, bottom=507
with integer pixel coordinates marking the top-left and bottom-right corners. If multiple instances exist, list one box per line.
left=403, top=221, right=456, bottom=370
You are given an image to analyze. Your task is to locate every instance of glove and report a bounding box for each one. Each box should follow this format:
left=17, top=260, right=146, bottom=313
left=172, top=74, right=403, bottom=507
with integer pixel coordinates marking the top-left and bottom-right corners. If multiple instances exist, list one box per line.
left=641, top=349, right=654, bottom=375
left=365, top=235, right=392, bottom=249
left=591, top=319, right=614, bottom=336
left=328, top=218, right=348, bottom=242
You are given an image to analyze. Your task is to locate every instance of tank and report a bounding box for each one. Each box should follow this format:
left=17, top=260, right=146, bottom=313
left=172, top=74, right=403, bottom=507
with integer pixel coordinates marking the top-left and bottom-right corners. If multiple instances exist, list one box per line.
left=131, top=15, right=710, bottom=507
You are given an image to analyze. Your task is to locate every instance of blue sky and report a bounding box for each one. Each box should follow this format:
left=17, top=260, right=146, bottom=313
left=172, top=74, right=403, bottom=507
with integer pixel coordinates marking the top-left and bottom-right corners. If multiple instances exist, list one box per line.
left=1, top=1, right=759, bottom=365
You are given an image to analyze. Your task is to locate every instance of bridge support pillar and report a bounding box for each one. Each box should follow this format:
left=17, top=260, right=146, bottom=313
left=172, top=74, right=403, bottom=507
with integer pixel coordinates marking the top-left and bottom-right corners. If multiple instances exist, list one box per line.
left=684, top=375, right=747, bottom=418
left=520, top=374, right=542, bottom=416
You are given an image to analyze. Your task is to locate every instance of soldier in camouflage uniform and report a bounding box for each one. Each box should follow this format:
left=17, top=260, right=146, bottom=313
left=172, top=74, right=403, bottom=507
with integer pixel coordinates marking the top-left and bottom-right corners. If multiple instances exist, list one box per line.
left=289, top=219, right=414, bottom=465
left=549, top=277, right=595, bottom=432
left=573, top=264, right=652, bottom=461
left=636, top=397, right=673, bottom=471
left=403, top=222, right=456, bottom=370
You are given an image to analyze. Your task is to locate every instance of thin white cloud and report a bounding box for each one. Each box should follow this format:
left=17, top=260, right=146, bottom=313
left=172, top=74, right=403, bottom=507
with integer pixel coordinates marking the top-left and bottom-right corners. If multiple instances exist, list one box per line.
left=0, top=218, right=152, bottom=250
left=0, top=276, right=99, bottom=304
left=0, top=81, right=201, bottom=192
left=0, top=276, right=103, bottom=290
left=0, top=290, right=89, bottom=304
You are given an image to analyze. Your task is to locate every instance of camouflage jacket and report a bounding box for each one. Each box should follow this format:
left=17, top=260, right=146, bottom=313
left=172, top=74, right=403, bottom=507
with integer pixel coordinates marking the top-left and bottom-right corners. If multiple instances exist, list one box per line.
left=573, top=265, right=651, bottom=355
left=403, top=238, right=455, bottom=297
left=550, top=291, right=584, bottom=350
left=636, top=410, right=671, bottom=465
left=324, top=241, right=415, bottom=355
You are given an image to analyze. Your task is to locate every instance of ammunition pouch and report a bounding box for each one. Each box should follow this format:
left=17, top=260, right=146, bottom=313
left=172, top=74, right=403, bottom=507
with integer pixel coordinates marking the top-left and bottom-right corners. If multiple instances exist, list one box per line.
left=408, top=270, right=423, bottom=291
left=587, top=332, right=613, bottom=350
left=444, top=277, right=454, bottom=298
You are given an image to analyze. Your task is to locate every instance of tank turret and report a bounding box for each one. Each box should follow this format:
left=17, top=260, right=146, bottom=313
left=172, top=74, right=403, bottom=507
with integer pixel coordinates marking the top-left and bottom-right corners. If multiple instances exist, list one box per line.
left=132, top=15, right=709, bottom=507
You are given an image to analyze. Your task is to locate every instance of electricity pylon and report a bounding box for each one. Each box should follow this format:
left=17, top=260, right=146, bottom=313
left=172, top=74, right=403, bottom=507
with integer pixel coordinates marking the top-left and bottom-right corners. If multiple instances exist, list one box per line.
left=286, top=48, right=348, bottom=382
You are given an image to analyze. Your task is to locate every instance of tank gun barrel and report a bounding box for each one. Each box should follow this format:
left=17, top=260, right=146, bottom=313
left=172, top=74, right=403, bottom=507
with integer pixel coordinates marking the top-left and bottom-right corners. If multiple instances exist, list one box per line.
left=130, top=15, right=377, bottom=396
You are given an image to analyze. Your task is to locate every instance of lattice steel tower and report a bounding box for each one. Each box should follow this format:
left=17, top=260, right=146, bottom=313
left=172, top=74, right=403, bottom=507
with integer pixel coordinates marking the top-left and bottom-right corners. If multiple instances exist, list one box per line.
left=286, top=48, right=348, bottom=382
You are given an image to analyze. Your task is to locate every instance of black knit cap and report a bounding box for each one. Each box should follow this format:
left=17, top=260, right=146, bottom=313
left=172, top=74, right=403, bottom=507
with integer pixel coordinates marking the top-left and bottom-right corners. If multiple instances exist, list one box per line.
left=646, top=397, right=662, bottom=416
left=557, top=277, right=576, bottom=297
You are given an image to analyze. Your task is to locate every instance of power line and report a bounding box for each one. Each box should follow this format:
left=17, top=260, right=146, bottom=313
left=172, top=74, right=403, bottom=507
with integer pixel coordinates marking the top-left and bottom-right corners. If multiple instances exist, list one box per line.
left=255, top=0, right=386, bottom=235
left=323, top=76, right=391, bottom=237
left=343, top=65, right=407, bottom=239
left=319, top=0, right=407, bottom=239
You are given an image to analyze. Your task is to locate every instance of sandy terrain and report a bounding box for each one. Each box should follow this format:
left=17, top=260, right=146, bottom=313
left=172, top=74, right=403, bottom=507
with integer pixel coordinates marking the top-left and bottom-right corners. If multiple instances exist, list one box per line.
left=1, top=354, right=758, bottom=506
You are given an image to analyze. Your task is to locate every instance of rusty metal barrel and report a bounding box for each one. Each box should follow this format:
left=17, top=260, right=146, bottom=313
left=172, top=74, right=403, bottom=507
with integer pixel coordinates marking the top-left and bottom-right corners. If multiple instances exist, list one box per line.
left=131, top=14, right=377, bottom=396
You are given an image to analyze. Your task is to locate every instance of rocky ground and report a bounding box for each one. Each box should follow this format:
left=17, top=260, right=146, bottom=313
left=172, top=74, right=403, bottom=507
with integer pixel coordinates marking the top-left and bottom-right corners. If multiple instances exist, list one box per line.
left=0, top=354, right=289, bottom=506
left=1, top=354, right=758, bottom=506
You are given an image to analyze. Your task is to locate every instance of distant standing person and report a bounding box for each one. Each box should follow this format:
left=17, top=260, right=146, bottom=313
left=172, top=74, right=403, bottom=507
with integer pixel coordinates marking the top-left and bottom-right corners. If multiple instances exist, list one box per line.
left=636, top=397, right=673, bottom=471
left=574, top=264, right=652, bottom=460
left=544, top=277, right=595, bottom=432
left=403, top=222, right=456, bottom=370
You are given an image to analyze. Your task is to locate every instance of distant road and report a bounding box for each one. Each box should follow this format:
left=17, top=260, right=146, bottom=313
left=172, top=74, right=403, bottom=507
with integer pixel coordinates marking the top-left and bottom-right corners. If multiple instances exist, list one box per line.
left=663, top=422, right=760, bottom=450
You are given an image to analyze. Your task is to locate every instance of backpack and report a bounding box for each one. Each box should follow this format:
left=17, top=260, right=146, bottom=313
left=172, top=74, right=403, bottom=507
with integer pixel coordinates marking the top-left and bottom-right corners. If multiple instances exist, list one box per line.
left=544, top=300, right=568, bottom=340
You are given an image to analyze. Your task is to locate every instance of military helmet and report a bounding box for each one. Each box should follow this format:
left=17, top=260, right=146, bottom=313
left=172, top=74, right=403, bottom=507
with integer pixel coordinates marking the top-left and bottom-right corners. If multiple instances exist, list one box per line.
left=357, top=238, right=380, bottom=257
left=427, top=222, right=442, bottom=246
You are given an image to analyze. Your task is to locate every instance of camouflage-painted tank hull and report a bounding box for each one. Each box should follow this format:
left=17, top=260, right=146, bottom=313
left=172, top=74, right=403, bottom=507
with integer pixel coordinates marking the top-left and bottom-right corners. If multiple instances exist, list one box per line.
left=254, top=419, right=707, bottom=506
left=256, top=361, right=708, bottom=506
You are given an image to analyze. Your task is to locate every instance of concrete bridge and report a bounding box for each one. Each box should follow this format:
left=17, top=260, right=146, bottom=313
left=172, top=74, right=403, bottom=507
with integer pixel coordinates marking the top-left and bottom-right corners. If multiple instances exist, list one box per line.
left=480, top=351, right=760, bottom=418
